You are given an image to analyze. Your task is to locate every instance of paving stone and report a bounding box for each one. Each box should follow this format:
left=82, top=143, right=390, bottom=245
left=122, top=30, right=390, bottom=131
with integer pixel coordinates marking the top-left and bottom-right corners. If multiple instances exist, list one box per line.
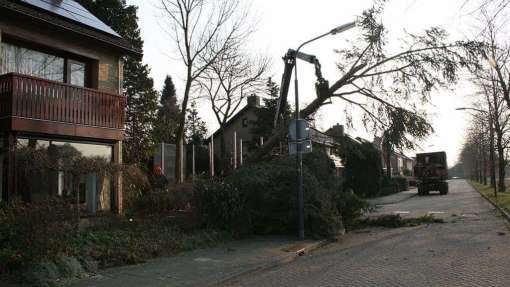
left=229, top=180, right=510, bottom=287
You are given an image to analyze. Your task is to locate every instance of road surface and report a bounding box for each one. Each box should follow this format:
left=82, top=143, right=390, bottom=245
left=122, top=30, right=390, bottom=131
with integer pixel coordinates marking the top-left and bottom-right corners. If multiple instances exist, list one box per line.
left=227, top=180, right=510, bottom=287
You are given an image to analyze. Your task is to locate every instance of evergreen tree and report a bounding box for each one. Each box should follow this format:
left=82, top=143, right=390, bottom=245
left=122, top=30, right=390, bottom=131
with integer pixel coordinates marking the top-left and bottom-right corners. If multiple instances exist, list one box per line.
left=251, top=78, right=291, bottom=145
left=77, top=0, right=159, bottom=165
left=154, top=75, right=180, bottom=144
left=185, top=101, right=208, bottom=145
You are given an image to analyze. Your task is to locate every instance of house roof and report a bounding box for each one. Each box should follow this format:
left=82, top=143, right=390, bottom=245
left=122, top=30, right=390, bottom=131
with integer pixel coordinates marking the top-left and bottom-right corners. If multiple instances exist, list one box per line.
left=20, top=0, right=120, bottom=37
left=209, top=104, right=259, bottom=141
left=1, top=0, right=141, bottom=56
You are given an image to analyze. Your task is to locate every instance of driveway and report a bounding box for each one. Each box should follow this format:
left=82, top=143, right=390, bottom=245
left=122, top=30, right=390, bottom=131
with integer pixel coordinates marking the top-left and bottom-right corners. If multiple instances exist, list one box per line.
left=227, top=180, right=510, bottom=287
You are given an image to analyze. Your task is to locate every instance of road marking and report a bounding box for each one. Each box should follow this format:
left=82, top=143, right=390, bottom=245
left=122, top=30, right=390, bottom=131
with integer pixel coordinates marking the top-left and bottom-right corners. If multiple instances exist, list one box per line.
left=427, top=211, right=446, bottom=215
left=394, top=211, right=410, bottom=214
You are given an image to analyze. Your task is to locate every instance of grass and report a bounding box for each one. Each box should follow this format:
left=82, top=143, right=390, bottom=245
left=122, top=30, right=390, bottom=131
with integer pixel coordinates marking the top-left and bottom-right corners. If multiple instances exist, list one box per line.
left=470, top=181, right=510, bottom=215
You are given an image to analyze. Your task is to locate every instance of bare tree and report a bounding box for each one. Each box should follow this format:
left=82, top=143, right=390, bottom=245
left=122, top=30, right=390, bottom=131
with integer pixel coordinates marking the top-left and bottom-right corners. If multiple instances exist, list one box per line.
left=160, top=0, right=248, bottom=182
left=479, top=13, right=510, bottom=110
left=251, top=2, right=481, bottom=161
left=199, top=44, right=269, bottom=171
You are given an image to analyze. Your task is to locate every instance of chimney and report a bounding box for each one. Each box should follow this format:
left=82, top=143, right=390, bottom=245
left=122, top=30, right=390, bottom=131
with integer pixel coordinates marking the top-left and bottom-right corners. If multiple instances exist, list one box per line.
left=247, top=95, right=261, bottom=108
left=328, top=123, right=344, bottom=137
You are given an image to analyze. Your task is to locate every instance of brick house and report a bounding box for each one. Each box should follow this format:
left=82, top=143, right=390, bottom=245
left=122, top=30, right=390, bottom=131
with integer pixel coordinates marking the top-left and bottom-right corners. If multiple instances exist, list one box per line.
left=0, top=0, right=139, bottom=214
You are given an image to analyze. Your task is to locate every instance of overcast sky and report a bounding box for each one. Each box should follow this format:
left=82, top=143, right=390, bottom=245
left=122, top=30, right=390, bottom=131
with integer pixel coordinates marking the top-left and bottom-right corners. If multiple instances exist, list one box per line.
left=126, top=0, right=488, bottom=166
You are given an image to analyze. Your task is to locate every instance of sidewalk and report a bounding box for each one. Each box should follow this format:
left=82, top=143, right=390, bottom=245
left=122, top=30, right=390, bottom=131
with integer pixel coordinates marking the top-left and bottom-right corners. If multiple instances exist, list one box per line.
left=366, top=188, right=417, bottom=206
left=66, top=236, right=326, bottom=287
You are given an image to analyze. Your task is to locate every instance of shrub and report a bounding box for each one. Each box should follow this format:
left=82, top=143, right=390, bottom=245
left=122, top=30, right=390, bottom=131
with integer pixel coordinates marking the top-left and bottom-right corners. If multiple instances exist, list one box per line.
left=393, top=176, right=409, bottom=191
left=127, top=184, right=196, bottom=220
left=334, top=191, right=370, bottom=229
left=0, top=198, right=79, bottom=272
left=341, top=140, right=383, bottom=197
left=123, top=164, right=152, bottom=212
left=197, top=151, right=344, bottom=238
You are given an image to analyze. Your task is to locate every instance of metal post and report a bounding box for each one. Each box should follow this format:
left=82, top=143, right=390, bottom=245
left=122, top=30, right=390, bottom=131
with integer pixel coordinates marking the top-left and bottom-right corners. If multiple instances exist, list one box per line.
left=239, top=138, right=243, bottom=166
left=210, top=136, right=215, bottom=177
left=192, top=144, right=196, bottom=180
left=161, top=143, right=165, bottom=174
left=180, top=138, right=184, bottom=183
left=233, top=131, right=237, bottom=169
left=294, top=56, right=305, bottom=240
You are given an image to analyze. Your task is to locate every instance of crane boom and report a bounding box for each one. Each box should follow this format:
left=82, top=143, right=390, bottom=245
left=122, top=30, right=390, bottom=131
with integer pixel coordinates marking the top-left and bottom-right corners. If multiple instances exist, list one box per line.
left=274, top=49, right=330, bottom=128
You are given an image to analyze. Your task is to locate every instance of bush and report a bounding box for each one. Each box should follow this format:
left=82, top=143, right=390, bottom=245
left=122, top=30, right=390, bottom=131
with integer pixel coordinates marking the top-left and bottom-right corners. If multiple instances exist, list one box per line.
left=123, top=164, right=152, bottom=212
left=393, top=176, right=409, bottom=191
left=334, top=191, right=370, bottom=229
left=341, top=141, right=383, bottom=197
left=196, top=151, right=347, bottom=238
left=127, top=184, right=196, bottom=219
left=0, top=198, right=79, bottom=272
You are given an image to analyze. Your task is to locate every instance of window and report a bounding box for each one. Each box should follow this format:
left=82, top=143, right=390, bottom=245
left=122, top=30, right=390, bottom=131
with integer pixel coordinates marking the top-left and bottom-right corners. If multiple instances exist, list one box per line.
left=69, top=60, right=86, bottom=87
left=1, top=42, right=64, bottom=82
left=15, top=138, right=113, bottom=213
left=1, top=42, right=88, bottom=87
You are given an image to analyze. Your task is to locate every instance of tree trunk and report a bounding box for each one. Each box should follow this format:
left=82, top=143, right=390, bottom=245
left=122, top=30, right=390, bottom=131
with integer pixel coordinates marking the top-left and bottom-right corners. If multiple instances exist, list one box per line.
left=489, top=122, right=496, bottom=189
left=175, top=72, right=193, bottom=184
left=497, top=143, right=506, bottom=192
left=496, top=130, right=506, bottom=192
left=385, top=149, right=392, bottom=178
left=482, top=142, right=488, bottom=186
left=219, top=126, right=228, bottom=175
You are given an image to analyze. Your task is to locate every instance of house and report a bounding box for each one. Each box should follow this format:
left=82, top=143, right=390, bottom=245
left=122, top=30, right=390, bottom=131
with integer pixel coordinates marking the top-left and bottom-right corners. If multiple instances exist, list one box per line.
left=209, top=95, right=262, bottom=168
left=0, top=0, right=139, bottom=214
left=373, top=137, right=416, bottom=176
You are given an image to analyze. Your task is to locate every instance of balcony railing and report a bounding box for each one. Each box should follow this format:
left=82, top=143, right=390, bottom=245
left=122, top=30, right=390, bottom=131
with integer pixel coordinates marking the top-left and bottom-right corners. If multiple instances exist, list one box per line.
left=0, top=73, right=125, bottom=130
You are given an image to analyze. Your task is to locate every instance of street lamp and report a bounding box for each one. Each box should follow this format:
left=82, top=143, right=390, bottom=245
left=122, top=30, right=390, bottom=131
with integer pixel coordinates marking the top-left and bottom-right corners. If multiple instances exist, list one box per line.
left=456, top=107, right=497, bottom=197
left=293, top=21, right=356, bottom=240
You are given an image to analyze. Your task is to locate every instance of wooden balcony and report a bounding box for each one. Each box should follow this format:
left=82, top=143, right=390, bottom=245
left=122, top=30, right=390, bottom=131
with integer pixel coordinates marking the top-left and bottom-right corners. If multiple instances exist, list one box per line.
left=0, top=73, right=125, bottom=141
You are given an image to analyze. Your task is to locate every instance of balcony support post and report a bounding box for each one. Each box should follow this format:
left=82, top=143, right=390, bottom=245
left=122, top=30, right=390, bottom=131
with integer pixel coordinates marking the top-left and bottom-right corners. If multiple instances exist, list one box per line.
left=2, top=132, right=17, bottom=202
left=113, top=140, right=123, bottom=215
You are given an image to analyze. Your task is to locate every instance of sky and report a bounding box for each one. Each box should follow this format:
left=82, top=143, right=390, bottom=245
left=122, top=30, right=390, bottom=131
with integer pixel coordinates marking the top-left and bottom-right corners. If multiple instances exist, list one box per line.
left=126, top=0, right=486, bottom=166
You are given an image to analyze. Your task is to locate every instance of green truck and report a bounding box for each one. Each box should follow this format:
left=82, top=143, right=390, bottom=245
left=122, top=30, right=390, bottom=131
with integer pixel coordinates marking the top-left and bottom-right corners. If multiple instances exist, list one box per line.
left=414, top=152, right=449, bottom=196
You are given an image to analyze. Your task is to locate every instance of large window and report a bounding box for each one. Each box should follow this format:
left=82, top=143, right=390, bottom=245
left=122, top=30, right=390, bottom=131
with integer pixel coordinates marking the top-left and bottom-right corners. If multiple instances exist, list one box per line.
left=15, top=138, right=113, bottom=213
left=1, top=42, right=65, bottom=82
left=1, top=42, right=88, bottom=87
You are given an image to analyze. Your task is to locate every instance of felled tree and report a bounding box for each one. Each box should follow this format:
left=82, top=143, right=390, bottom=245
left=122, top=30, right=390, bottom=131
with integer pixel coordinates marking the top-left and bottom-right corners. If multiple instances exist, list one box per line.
left=251, top=2, right=481, bottom=160
left=382, top=109, right=433, bottom=178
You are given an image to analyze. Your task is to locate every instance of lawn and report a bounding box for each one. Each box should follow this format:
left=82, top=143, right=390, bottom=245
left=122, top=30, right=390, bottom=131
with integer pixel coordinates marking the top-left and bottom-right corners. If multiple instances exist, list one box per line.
left=470, top=181, right=510, bottom=214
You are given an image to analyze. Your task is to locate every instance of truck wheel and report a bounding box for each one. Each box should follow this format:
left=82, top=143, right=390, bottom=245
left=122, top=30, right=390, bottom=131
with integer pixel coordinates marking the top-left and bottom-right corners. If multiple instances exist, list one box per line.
left=440, top=184, right=448, bottom=195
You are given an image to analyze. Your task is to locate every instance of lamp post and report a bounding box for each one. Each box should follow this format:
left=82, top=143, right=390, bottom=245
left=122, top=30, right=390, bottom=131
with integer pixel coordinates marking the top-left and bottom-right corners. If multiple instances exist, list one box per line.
left=293, top=22, right=355, bottom=240
left=456, top=107, right=496, bottom=198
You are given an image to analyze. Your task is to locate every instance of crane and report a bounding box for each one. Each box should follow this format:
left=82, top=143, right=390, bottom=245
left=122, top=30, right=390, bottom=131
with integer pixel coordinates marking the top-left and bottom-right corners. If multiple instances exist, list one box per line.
left=273, top=49, right=330, bottom=128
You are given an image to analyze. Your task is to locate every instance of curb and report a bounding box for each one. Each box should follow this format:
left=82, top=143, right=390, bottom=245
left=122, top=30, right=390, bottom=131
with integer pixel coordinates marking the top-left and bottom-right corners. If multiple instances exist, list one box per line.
left=209, top=239, right=330, bottom=286
left=468, top=181, right=510, bottom=224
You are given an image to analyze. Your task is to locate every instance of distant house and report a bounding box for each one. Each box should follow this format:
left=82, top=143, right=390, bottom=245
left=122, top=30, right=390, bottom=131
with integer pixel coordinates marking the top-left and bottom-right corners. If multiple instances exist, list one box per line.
left=373, top=137, right=416, bottom=176
left=0, top=0, right=139, bottom=214
left=209, top=95, right=262, bottom=167
left=208, top=98, right=349, bottom=174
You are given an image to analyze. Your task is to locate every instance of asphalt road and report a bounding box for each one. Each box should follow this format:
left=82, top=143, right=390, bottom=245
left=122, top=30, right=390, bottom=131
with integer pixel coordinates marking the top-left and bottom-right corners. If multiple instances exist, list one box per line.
left=227, top=180, right=510, bottom=287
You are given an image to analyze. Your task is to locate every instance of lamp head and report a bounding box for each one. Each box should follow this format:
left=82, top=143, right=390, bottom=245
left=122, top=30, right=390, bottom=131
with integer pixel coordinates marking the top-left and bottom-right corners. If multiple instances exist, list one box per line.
left=330, top=21, right=356, bottom=35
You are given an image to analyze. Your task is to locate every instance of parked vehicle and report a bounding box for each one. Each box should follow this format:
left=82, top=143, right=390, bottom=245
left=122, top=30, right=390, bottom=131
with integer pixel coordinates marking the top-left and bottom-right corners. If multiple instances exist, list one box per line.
left=413, top=152, right=449, bottom=195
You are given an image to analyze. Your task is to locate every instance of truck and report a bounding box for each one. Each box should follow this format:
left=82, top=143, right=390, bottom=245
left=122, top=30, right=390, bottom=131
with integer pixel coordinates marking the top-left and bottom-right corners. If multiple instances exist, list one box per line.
left=413, top=152, right=449, bottom=196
